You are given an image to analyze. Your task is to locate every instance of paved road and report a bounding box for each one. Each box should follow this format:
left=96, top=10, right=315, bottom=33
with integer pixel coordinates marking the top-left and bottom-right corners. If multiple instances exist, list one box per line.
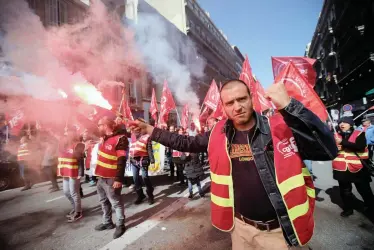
left=0, top=162, right=374, bottom=250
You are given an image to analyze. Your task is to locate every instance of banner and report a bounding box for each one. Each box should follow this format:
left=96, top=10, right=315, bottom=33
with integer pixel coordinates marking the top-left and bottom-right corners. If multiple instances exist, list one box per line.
left=124, top=141, right=166, bottom=176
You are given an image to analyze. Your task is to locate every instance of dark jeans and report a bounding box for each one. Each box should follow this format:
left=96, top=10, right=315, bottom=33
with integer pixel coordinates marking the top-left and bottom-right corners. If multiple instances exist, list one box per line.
left=131, top=158, right=154, bottom=197
left=188, top=179, right=202, bottom=194
left=175, top=164, right=185, bottom=184
left=42, top=165, right=58, bottom=188
left=168, top=157, right=175, bottom=178
left=18, top=161, right=31, bottom=187
left=338, top=180, right=374, bottom=211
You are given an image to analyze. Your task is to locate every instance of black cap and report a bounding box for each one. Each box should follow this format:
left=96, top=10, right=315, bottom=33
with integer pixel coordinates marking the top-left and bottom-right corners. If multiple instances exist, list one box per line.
left=338, top=116, right=354, bottom=126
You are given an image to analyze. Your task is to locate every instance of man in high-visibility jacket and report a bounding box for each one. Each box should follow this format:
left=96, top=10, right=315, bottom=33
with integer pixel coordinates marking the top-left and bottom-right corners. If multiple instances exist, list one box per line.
left=17, top=135, right=32, bottom=191
left=129, top=131, right=155, bottom=205
left=130, top=80, right=338, bottom=249
left=94, top=116, right=128, bottom=239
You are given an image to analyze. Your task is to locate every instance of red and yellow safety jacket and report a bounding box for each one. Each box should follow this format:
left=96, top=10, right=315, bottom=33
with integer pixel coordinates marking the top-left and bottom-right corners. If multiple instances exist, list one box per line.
left=129, top=134, right=149, bottom=158
left=95, top=135, right=124, bottom=178
left=208, top=120, right=315, bottom=245
left=17, top=143, right=30, bottom=162
left=58, top=143, right=79, bottom=178
left=332, top=130, right=369, bottom=173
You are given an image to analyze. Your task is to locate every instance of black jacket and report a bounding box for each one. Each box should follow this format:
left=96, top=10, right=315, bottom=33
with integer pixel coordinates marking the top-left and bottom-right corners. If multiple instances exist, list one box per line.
left=151, top=98, right=338, bottom=246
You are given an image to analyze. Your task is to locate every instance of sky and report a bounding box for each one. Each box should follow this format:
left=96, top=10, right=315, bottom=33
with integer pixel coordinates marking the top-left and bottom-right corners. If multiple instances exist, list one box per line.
left=197, top=0, right=323, bottom=88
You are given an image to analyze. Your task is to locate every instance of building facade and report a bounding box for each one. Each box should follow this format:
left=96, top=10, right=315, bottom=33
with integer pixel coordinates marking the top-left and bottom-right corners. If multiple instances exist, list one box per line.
left=308, top=0, right=374, bottom=115
left=144, top=0, right=245, bottom=101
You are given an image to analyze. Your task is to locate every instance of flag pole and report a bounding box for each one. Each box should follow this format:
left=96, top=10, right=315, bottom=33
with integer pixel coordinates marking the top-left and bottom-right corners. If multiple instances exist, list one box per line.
left=175, top=108, right=182, bottom=126
left=354, top=107, right=372, bottom=121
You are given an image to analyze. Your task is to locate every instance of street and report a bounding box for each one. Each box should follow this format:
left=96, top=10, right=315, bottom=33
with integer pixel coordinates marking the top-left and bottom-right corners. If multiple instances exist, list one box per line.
left=0, top=162, right=374, bottom=250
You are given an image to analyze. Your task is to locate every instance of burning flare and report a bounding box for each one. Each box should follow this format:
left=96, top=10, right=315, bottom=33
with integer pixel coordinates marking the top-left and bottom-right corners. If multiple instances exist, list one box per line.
left=57, top=89, right=68, bottom=99
left=193, top=117, right=201, bottom=132
left=73, top=83, right=112, bottom=110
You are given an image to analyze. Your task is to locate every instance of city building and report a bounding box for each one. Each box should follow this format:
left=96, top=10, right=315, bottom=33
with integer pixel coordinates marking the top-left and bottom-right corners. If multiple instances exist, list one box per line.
left=144, top=0, right=245, bottom=100
left=307, top=0, right=374, bottom=117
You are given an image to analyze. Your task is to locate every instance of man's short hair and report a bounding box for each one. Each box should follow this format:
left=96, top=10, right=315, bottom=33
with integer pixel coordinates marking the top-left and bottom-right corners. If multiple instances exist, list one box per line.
left=362, top=118, right=371, bottom=123
left=220, top=79, right=251, bottom=96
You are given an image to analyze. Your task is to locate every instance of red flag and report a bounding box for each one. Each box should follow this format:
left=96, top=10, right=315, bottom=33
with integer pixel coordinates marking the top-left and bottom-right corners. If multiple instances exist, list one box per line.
left=8, top=108, right=26, bottom=136
left=272, top=57, right=316, bottom=87
left=251, top=79, right=272, bottom=113
left=203, top=80, right=220, bottom=111
left=199, top=106, right=211, bottom=124
left=181, top=104, right=189, bottom=130
left=122, top=99, right=134, bottom=121
left=368, top=105, right=374, bottom=111
left=275, top=62, right=327, bottom=121
left=239, top=55, right=256, bottom=93
left=150, top=88, right=158, bottom=121
left=210, top=100, right=227, bottom=121
left=158, top=80, right=176, bottom=127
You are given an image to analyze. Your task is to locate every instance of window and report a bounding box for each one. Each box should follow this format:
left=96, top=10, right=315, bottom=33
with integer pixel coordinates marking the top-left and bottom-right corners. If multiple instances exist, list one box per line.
left=27, top=0, right=37, bottom=10
left=46, top=0, right=67, bottom=26
left=196, top=25, right=201, bottom=34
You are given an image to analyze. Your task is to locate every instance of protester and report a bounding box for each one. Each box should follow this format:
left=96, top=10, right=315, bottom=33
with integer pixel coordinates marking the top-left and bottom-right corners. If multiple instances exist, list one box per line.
left=358, top=118, right=371, bottom=132
left=130, top=79, right=337, bottom=249
left=94, top=116, right=127, bottom=239
left=184, top=152, right=204, bottom=199
left=172, top=127, right=187, bottom=186
left=129, top=131, right=155, bottom=205
left=364, top=119, right=374, bottom=159
left=332, top=116, right=374, bottom=218
left=41, top=133, right=59, bottom=192
left=57, top=128, right=85, bottom=222
left=17, top=135, right=32, bottom=191
left=165, top=125, right=176, bottom=180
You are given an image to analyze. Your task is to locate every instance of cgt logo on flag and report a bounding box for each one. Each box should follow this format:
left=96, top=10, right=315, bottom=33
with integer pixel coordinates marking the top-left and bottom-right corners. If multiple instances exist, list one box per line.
left=105, top=145, right=112, bottom=151
left=276, top=137, right=299, bottom=159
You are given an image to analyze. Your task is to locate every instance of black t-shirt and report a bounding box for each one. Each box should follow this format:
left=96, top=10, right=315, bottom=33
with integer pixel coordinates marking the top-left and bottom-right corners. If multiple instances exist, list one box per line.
left=230, top=128, right=277, bottom=222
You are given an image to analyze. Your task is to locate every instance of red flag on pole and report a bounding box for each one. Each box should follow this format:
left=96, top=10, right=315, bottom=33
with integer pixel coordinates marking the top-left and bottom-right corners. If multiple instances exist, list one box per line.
left=181, top=104, right=189, bottom=130
left=122, top=99, right=134, bottom=121
left=203, top=79, right=220, bottom=111
left=199, top=106, right=211, bottom=124
left=275, top=61, right=327, bottom=121
left=158, top=80, right=176, bottom=128
left=8, top=108, right=26, bottom=136
left=251, top=79, right=272, bottom=113
left=272, top=56, right=317, bottom=87
left=239, top=55, right=256, bottom=93
left=150, top=88, right=158, bottom=121
left=210, top=100, right=227, bottom=121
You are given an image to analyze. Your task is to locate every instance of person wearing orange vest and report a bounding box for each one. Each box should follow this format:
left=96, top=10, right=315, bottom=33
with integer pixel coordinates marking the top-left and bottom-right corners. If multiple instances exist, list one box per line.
left=17, top=135, right=32, bottom=191
left=129, top=131, right=155, bottom=205
left=58, top=128, right=85, bottom=222
left=94, top=116, right=128, bottom=239
left=332, top=116, right=374, bottom=218
left=129, top=79, right=338, bottom=249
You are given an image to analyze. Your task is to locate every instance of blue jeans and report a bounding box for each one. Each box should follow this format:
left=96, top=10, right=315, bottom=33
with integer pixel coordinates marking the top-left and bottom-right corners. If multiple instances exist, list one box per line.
left=188, top=179, right=202, bottom=194
left=304, top=160, right=313, bottom=173
left=131, top=158, right=154, bottom=197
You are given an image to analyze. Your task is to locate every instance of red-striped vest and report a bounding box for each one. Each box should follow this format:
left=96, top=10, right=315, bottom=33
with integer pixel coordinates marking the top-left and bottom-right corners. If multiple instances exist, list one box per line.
left=129, top=134, right=149, bottom=158
left=58, top=143, right=79, bottom=178
left=95, top=135, right=123, bottom=178
left=332, top=130, right=369, bottom=173
left=172, top=150, right=183, bottom=158
left=208, top=120, right=315, bottom=246
left=17, top=143, right=30, bottom=162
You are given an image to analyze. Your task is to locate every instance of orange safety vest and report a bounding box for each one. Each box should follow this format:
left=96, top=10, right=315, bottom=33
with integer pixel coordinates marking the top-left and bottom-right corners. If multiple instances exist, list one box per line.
left=208, top=120, right=315, bottom=245
left=17, top=143, right=30, bottom=162
left=129, top=134, right=149, bottom=158
left=58, top=143, right=79, bottom=178
left=95, top=135, right=123, bottom=178
left=332, top=130, right=369, bottom=173
left=172, top=150, right=183, bottom=158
